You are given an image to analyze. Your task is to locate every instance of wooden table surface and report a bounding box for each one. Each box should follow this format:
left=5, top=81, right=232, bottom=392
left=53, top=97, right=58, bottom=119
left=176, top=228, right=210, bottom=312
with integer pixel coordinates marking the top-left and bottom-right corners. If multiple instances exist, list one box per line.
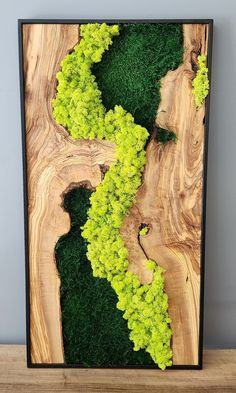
left=0, top=346, right=235, bottom=392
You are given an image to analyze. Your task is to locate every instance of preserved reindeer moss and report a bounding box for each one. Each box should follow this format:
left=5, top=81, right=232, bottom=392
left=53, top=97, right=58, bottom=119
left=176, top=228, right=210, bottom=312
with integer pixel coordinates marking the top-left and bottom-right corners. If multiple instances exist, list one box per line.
left=192, top=54, right=209, bottom=109
left=55, top=187, right=154, bottom=366
left=52, top=23, right=119, bottom=140
left=52, top=23, right=183, bottom=369
left=139, top=226, right=149, bottom=236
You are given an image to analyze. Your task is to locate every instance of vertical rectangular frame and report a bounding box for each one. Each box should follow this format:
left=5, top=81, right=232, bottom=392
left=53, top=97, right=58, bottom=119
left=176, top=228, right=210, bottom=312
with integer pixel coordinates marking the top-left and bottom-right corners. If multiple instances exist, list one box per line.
left=18, top=19, right=213, bottom=369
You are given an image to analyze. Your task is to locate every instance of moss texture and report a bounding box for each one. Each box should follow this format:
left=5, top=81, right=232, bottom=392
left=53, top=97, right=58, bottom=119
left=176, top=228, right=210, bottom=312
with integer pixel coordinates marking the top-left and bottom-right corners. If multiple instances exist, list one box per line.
left=155, top=128, right=177, bottom=144
left=93, top=23, right=183, bottom=132
left=55, top=187, right=154, bottom=366
left=192, top=54, right=209, bottom=109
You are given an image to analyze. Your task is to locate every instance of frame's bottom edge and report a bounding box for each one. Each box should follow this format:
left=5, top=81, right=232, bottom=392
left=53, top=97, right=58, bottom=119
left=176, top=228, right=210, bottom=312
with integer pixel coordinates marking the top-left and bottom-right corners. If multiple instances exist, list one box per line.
left=27, top=362, right=202, bottom=370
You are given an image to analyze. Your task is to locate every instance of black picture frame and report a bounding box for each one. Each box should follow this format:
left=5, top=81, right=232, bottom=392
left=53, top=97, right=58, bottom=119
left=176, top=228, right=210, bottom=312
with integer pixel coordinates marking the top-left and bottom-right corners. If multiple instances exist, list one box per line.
left=18, top=18, right=213, bottom=369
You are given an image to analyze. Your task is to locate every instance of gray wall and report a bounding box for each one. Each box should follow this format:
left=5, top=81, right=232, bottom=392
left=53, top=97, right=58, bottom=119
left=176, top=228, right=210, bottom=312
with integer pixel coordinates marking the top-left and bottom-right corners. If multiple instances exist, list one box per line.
left=0, top=0, right=235, bottom=348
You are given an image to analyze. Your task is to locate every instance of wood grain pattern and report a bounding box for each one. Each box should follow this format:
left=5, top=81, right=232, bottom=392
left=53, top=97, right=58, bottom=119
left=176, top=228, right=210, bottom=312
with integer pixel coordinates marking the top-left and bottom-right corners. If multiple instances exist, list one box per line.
left=0, top=346, right=236, bottom=393
left=23, top=22, right=209, bottom=366
left=120, top=24, right=208, bottom=365
left=23, top=24, right=116, bottom=363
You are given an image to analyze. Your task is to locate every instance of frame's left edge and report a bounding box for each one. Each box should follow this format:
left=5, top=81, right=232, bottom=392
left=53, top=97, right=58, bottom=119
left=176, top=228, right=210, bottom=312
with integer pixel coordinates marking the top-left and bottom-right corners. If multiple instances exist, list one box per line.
left=18, top=19, right=32, bottom=368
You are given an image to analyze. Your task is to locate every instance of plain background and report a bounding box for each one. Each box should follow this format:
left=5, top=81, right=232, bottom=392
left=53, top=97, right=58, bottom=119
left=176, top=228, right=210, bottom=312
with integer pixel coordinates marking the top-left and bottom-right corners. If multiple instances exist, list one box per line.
left=0, top=0, right=235, bottom=349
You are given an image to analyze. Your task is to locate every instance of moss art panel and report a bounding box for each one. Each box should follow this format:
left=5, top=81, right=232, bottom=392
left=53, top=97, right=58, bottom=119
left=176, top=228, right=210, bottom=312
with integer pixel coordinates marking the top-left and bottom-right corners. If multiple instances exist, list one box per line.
left=20, top=20, right=213, bottom=369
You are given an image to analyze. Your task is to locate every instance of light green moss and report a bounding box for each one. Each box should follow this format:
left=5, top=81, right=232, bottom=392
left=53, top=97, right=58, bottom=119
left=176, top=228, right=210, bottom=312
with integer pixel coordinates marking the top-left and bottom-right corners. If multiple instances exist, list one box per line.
left=192, top=54, right=209, bottom=109
left=146, top=260, right=157, bottom=271
left=53, top=23, right=172, bottom=370
left=139, top=227, right=149, bottom=236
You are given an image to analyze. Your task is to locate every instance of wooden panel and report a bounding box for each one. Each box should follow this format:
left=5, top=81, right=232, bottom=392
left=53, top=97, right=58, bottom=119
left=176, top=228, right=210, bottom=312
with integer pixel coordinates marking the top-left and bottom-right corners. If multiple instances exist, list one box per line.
left=22, top=24, right=116, bottom=363
left=0, top=346, right=235, bottom=393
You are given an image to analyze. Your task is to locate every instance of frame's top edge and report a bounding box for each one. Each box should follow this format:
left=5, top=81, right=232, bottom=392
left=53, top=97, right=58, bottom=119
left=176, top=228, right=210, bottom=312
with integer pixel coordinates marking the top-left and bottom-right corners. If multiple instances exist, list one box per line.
left=18, top=18, right=214, bottom=25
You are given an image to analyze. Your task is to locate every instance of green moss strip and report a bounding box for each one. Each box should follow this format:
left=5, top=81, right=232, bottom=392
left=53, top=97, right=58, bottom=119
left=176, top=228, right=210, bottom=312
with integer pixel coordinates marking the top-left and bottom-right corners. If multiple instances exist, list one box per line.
left=55, top=187, right=154, bottom=366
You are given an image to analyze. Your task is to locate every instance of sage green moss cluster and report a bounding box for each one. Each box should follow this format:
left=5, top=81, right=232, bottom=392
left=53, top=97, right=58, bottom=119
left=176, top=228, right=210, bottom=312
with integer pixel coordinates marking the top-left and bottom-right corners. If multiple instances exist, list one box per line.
left=52, top=23, right=172, bottom=369
left=192, top=54, right=209, bottom=109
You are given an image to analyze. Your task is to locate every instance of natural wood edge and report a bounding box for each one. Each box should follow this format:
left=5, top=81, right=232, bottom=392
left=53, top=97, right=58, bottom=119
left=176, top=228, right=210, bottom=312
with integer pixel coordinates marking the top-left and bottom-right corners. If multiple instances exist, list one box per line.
left=0, top=346, right=235, bottom=393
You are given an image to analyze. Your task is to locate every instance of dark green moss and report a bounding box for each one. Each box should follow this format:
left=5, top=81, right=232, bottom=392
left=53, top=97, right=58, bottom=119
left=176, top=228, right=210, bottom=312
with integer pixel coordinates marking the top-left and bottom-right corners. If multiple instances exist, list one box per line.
left=155, top=128, right=177, bottom=144
left=55, top=187, right=154, bottom=366
left=93, top=23, right=183, bottom=132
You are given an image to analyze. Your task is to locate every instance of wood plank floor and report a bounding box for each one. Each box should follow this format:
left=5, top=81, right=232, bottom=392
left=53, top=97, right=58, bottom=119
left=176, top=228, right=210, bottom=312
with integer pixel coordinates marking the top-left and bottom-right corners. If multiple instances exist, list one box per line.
left=0, top=346, right=235, bottom=392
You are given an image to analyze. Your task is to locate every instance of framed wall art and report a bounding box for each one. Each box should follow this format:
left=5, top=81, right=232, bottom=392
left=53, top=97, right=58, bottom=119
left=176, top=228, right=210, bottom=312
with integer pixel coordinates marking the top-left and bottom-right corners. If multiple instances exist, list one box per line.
left=19, top=19, right=213, bottom=369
